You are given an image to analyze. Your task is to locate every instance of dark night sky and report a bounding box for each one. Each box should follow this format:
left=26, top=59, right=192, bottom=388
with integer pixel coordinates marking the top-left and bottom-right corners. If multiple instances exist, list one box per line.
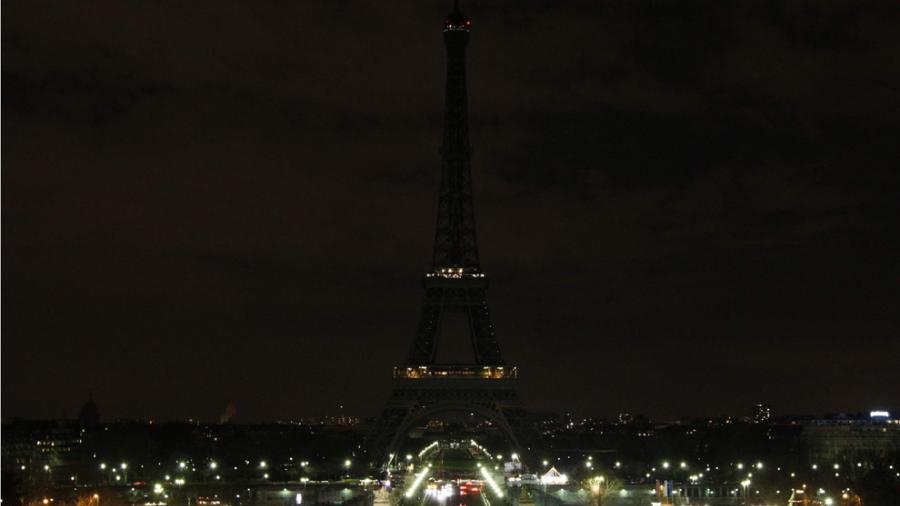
left=3, top=1, right=900, bottom=423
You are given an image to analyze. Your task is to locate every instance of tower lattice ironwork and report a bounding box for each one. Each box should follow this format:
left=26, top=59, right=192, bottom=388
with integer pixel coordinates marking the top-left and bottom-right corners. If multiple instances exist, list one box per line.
left=366, top=3, right=542, bottom=469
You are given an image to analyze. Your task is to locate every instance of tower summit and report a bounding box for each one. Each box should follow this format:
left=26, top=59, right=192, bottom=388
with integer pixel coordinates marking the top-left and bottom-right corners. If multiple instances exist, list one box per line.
left=434, top=1, right=477, bottom=271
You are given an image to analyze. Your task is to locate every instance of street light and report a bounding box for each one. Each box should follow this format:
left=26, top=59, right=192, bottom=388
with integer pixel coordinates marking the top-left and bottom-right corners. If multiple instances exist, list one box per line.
left=741, top=480, right=751, bottom=506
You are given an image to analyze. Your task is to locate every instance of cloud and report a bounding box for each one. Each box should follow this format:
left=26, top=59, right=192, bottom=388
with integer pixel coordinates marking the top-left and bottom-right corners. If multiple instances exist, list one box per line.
left=3, top=0, right=899, bottom=420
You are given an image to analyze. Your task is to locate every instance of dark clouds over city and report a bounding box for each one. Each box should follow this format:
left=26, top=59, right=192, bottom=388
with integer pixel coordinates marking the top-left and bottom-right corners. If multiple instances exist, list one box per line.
left=3, top=1, right=899, bottom=422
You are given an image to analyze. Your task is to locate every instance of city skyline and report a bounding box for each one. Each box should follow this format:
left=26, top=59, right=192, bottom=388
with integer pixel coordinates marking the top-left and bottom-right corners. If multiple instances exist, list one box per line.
left=4, top=1, right=900, bottom=423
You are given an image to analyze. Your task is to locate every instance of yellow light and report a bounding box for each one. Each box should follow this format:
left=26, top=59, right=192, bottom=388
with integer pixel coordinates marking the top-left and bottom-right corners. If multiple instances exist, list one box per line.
left=480, top=466, right=504, bottom=498
left=404, top=467, right=430, bottom=498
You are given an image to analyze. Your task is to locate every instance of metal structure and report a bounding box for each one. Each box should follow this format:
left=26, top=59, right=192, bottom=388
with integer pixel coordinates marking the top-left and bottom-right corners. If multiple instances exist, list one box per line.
left=366, top=3, right=542, bottom=469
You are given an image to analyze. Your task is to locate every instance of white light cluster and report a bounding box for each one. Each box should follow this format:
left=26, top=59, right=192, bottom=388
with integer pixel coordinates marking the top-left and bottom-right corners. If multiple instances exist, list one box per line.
left=480, top=466, right=504, bottom=497
left=419, top=441, right=439, bottom=458
left=404, top=467, right=431, bottom=498
left=425, top=483, right=455, bottom=501
left=427, top=267, right=486, bottom=279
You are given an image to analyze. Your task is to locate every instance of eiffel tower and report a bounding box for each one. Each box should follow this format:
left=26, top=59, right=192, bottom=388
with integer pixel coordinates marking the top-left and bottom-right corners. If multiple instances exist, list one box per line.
left=365, top=2, right=542, bottom=469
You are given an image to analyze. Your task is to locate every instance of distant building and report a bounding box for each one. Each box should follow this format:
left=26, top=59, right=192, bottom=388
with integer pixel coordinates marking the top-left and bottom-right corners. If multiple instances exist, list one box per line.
left=801, top=412, right=900, bottom=462
left=752, top=403, right=772, bottom=424
left=1, top=419, right=85, bottom=484
left=78, top=398, right=100, bottom=428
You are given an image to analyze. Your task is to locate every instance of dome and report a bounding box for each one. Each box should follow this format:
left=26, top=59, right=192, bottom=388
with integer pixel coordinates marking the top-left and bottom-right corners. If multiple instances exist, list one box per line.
left=78, top=397, right=100, bottom=427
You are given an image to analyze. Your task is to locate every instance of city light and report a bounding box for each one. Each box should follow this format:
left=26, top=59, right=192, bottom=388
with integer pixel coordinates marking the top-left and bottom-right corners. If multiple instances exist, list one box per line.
left=419, top=441, right=439, bottom=458
left=404, top=467, right=430, bottom=498
left=480, top=465, right=504, bottom=498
